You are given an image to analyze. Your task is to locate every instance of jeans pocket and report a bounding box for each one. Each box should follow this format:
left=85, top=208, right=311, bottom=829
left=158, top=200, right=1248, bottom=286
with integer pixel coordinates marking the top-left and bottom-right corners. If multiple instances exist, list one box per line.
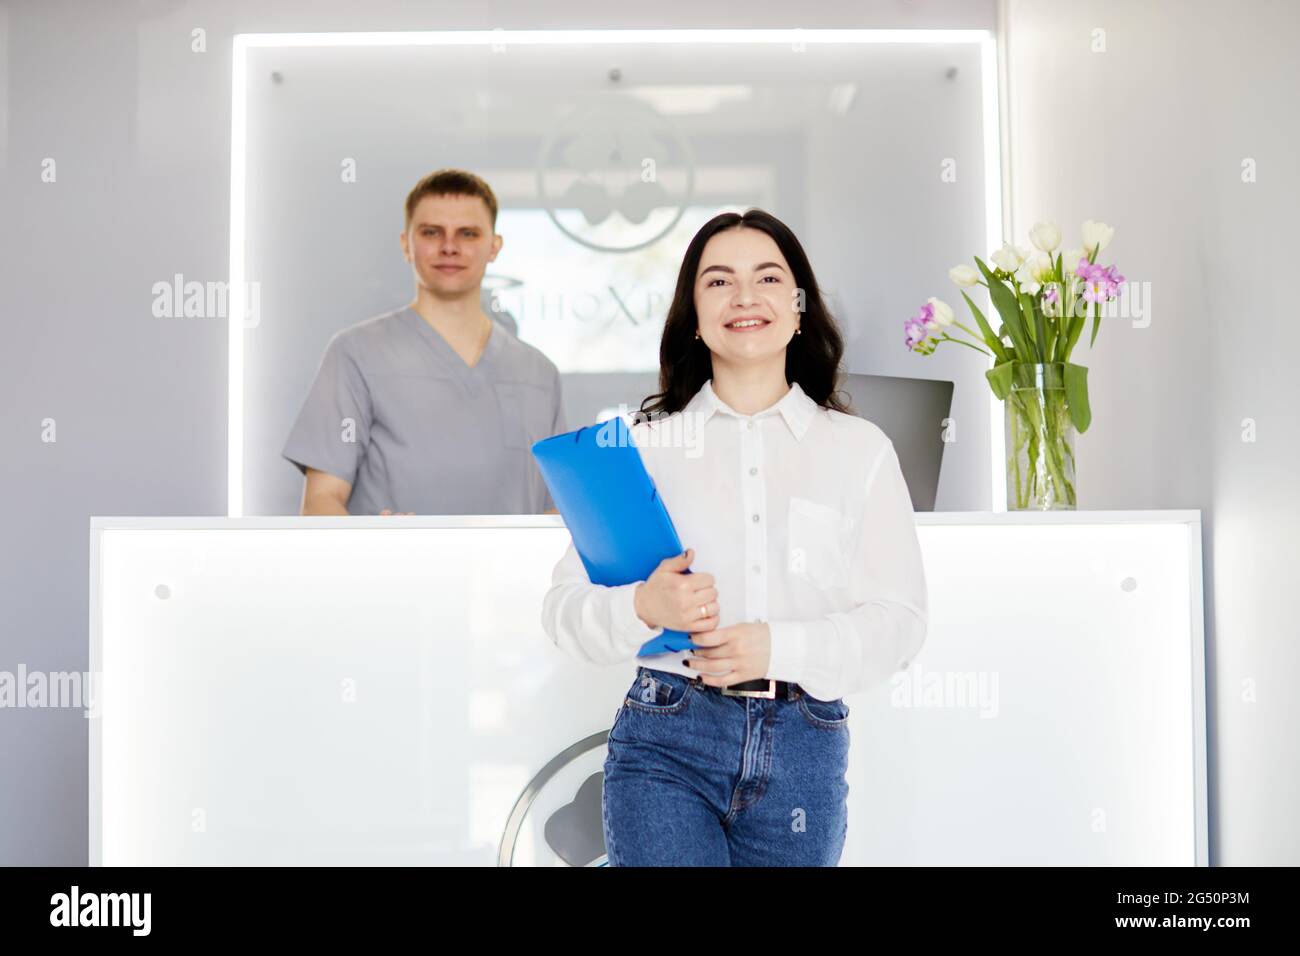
left=797, top=693, right=850, bottom=729
left=623, top=667, right=694, bottom=714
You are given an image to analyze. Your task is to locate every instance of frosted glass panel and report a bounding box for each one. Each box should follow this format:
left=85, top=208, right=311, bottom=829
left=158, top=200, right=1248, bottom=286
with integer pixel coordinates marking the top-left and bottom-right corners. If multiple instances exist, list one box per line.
left=91, top=514, right=1204, bottom=865
left=239, top=36, right=992, bottom=514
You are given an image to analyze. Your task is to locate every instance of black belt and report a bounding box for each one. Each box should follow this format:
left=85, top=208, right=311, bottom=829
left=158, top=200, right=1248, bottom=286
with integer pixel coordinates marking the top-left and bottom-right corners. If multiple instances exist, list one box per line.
left=693, top=675, right=802, bottom=700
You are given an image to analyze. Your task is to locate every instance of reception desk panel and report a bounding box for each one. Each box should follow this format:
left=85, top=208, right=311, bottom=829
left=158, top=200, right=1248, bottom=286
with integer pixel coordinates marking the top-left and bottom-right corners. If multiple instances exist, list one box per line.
left=89, top=512, right=1205, bottom=866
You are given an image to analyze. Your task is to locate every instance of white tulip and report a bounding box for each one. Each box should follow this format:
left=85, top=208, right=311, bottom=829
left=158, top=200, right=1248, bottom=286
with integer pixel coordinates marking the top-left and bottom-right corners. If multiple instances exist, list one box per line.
left=927, top=297, right=955, bottom=326
left=1013, top=254, right=1052, bottom=295
left=1081, top=220, right=1114, bottom=257
left=948, top=264, right=980, bottom=287
left=1026, top=251, right=1054, bottom=282
left=1062, top=247, right=1086, bottom=271
left=990, top=243, right=1027, bottom=273
left=1029, top=221, right=1061, bottom=253
left=1014, top=263, right=1041, bottom=295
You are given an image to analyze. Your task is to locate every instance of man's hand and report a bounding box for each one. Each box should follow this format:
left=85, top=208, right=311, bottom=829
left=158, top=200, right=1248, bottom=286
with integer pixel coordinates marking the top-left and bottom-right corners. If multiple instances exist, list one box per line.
left=683, top=622, right=772, bottom=687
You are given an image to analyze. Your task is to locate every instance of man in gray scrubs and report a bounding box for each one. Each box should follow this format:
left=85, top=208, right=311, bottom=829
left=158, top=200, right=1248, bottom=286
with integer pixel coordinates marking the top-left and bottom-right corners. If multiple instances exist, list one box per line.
left=283, top=169, right=565, bottom=515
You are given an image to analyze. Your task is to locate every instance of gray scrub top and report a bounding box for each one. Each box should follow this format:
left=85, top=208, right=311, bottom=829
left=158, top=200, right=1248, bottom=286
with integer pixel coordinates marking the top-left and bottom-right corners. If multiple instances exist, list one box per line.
left=282, top=306, right=565, bottom=515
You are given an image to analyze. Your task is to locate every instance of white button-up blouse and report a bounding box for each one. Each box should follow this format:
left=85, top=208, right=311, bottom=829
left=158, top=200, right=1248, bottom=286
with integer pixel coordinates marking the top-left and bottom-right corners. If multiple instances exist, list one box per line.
left=539, top=378, right=929, bottom=701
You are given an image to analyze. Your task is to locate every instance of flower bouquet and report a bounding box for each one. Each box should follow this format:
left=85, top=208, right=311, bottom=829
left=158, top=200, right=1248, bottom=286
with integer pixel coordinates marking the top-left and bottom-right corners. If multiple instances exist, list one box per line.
left=905, top=221, right=1124, bottom=510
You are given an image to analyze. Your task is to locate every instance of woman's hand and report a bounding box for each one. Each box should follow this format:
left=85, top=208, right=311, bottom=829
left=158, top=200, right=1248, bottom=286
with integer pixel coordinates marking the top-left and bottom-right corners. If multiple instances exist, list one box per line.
left=633, top=548, right=720, bottom=633
left=683, top=623, right=772, bottom=687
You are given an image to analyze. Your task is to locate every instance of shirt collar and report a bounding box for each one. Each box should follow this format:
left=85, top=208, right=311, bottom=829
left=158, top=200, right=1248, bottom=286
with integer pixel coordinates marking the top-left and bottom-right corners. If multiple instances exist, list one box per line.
left=684, top=379, right=817, bottom=441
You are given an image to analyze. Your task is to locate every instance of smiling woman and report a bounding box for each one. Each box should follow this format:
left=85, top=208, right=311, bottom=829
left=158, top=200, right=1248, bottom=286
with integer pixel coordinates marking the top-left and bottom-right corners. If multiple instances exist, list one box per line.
left=541, top=207, right=930, bottom=867
left=639, top=209, right=854, bottom=421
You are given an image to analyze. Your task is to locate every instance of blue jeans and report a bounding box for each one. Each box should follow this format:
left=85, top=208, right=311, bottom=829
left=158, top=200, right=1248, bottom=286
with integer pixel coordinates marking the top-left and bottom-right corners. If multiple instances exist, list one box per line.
left=602, top=665, right=850, bottom=866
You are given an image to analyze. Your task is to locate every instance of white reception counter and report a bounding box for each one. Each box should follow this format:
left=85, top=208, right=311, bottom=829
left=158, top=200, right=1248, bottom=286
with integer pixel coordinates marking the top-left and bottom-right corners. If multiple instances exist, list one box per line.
left=89, top=510, right=1206, bottom=866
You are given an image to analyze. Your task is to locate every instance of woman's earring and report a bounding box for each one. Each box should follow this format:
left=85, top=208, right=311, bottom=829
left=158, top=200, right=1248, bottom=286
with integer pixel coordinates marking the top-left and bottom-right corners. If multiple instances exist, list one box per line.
left=795, top=326, right=802, bottom=335
left=694, top=330, right=701, bottom=340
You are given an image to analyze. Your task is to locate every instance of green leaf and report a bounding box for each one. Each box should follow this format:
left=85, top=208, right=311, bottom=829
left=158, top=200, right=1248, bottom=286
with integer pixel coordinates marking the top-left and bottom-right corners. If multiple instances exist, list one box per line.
left=1022, top=291, right=1047, bottom=363
left=974, top=256, right=1033, bottom=359
left=1062, top=313, right=1085, bottom=359
left=986, top=361, right=1015, bottom=401
left=1089, top=303, right=1102, bottom=347
left=1063, top=362, right=1092, bottom=433
left=1018, top=292, right=1036, bottom=343
left=960, top=291, right=1009, bottom=362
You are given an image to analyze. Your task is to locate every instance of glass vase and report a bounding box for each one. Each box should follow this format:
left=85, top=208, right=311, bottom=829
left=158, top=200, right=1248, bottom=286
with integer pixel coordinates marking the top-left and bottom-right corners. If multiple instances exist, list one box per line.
left=1004, top=362, right=1077, bottom=510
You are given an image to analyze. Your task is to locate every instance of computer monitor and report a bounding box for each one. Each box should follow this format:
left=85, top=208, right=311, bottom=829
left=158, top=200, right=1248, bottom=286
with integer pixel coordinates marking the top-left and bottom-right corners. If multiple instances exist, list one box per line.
left=836, top=372, right=953, bottom=512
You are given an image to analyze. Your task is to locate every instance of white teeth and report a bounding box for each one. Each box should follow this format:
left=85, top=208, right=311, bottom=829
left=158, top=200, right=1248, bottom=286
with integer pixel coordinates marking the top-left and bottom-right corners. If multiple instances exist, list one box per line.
left=728, top=319, right=766, bottom=328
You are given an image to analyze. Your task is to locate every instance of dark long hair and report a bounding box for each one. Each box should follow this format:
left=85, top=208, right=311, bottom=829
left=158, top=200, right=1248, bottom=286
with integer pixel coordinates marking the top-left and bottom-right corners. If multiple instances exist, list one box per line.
left=637, top=208, right=851, bottom=420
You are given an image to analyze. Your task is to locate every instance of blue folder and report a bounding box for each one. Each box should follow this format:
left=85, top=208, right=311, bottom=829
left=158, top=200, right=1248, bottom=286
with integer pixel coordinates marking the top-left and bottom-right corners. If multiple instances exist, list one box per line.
left=531, top=415, right=698, bottom=657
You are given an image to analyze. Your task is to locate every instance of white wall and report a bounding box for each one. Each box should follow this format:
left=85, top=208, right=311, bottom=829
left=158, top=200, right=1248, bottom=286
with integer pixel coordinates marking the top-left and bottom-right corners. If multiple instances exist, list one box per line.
left=0, top=0, right=995, bottom=865
left=1192, top=3, right=1300, bottom=868
left=1005, top=0, right=1300, bottom=864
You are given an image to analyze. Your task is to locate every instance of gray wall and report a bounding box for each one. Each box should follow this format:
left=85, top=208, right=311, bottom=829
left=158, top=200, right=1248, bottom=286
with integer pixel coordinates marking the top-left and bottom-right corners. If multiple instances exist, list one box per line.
left=1006, top=0, right=1300, bottom=864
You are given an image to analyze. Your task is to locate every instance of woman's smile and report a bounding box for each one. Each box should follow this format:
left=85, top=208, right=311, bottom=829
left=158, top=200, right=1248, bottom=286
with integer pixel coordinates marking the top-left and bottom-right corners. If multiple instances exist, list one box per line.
left=724, top=316, right=771, bottom=332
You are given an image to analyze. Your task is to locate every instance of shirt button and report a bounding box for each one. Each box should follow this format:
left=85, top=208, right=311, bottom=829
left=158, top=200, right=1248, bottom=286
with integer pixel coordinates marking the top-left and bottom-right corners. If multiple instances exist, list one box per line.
left=751, top=513, right=760, bottom=523
left=752, top=564, right=761, bottom=573
left=749, top=467, right=758, bottom=476
left=744, top=421, right=753, bottom=430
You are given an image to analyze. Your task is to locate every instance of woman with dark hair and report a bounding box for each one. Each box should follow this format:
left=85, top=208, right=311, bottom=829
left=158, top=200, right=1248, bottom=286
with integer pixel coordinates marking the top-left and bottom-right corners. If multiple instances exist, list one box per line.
left=541, top=208, right=929, bottom=867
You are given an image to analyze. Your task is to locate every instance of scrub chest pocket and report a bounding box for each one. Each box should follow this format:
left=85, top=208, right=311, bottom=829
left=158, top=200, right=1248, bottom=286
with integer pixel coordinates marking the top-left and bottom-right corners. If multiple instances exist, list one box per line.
left=494, top=381, right=555, bottom=449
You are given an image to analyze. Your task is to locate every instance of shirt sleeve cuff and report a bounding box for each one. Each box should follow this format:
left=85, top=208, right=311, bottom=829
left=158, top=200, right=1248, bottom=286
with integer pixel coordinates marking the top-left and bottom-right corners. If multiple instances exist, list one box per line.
left=281, top=441, right=358, bottom=485
left=613, top=583, right=663, bottom=651
left=765, top=619, right=810, bottom=685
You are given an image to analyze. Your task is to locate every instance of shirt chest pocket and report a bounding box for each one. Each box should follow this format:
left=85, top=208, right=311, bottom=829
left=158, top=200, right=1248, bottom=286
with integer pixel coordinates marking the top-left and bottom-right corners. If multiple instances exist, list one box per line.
left=493, top=382, right=555, bottom=450
left=786, top=496, right=852, bottom=591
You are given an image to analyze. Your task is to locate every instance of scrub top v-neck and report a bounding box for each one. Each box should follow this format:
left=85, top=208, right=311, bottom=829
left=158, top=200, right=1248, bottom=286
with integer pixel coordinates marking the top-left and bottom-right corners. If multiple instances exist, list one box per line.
left=282, top=306, right=566, bottom=515
left=407, top=306, right=498, bottom=391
